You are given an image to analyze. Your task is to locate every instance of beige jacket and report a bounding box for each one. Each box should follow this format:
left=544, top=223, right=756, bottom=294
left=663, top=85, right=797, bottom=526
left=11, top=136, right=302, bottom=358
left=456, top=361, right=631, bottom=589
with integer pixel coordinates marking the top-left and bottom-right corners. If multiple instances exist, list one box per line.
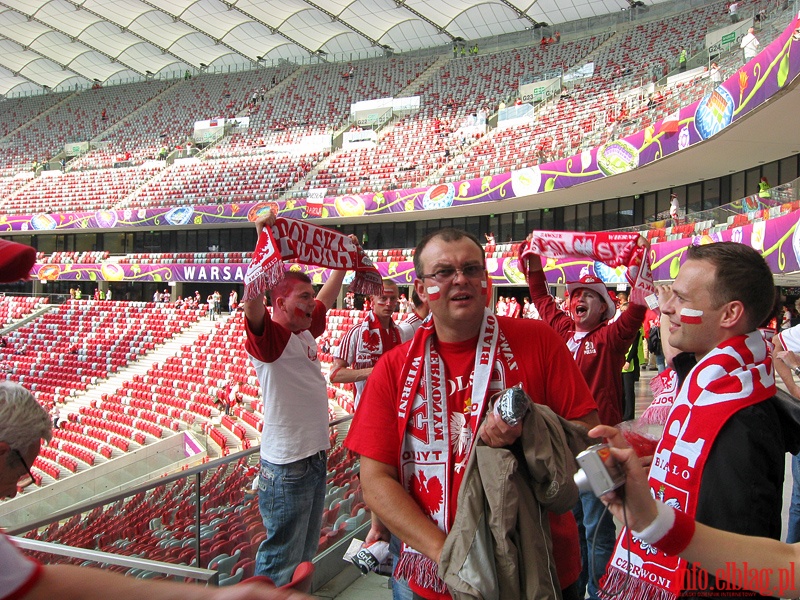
left=438, top=403, right=591, bottom=600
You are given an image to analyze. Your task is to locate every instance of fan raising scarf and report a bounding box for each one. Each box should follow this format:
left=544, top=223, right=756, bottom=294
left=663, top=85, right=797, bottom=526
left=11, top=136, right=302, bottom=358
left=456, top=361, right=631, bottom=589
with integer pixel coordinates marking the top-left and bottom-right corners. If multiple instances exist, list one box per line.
left=394, top=309, right=519, bottom=596
left=242, top=218, right=382, bottom=302
left=520, top=231, right=654, bottom=299
left=601, top=331, right=775, bottom=600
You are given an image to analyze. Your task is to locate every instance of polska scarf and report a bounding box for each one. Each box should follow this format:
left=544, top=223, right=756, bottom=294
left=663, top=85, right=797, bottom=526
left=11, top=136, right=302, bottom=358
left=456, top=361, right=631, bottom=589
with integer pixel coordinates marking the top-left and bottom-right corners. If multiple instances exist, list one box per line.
left=520, top=231, right=654, bottom=299
left=394, top=309, right=520, bottom=596
left=641, top=368, right=679, bottom=425
left=601, top=331, right=775, bottom=600
left=243, top=218, right=382, bottom=302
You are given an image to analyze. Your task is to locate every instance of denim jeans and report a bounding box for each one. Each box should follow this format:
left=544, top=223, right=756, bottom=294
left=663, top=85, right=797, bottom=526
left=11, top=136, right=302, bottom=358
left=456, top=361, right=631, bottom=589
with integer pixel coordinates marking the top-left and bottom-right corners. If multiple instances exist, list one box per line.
left=390, top=550, right=414, bottom=600
left=787, top=453, right=800, bottom=544
left=254, top=451, right=327, bottom=585
left=574, top=491, right=617, bottom=600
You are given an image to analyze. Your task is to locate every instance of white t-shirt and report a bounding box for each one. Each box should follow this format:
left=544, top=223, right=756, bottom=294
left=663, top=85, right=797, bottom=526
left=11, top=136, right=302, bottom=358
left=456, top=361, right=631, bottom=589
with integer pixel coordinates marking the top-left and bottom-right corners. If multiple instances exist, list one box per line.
left=778, top=324, right=800, bottom=352
left=0, top=533, right=41, bottom=599
left=245, top=301, right=330, bottom=464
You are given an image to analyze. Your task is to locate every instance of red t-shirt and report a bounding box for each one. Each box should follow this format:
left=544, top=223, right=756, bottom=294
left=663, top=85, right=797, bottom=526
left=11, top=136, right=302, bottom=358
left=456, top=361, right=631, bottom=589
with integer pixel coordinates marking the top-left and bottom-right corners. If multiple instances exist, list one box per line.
left=346, top=317, right=596, bottom=595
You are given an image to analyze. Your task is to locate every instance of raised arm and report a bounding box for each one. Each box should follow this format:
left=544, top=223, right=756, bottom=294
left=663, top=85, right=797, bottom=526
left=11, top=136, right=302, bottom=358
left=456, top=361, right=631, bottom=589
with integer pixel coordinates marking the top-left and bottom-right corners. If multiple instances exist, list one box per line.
left=772, top=336, right=800, bottom=399
left=243, top=211, right=277, bottom=336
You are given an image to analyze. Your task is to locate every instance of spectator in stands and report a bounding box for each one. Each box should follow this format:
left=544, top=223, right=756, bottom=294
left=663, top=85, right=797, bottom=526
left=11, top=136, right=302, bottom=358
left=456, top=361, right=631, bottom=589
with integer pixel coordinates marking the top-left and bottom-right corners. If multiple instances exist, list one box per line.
left=345, top=228, right=599, bottom=600
left=59, top=157, right=66, bottom=171
left=484, top=231, right=496, bottom=254
left=507, top=296, right=521, bottom=318
left=330, top=279, right=409, bottom=410
left=207, top=294, right=217, bottom=321
left=514, top=97, right=522, bottom=106
left=74, top=288, right=82, bottom=300
left=522, top=242, right=646, bottom=600
left=670, top=192, right=680, bottom=223
left=229, top=289, right=238, bottom=313
left=729, top=0, right=739, bottom=23
left=758, top=176, right=772, bottom=199
left=741, top=27, right=760, bottom=63
left=453, top=43, right=458, bottom=58
left=106, top=289, right=112, bottom=301
left=709, top=61, right=721, bottom=83
left=243, top=210, right=352, bottom=586
left=184, top=69, right=191, bottom=80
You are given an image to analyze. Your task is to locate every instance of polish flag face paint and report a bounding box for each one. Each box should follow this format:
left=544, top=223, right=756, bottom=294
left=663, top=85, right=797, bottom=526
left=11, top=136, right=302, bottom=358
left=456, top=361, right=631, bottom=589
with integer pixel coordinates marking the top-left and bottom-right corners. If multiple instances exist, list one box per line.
left=294, top=306, right=309, bottom=318
left=481, top=280, right=488, bottom=295
left=680, top=308, right=703, bottom=324
left=427, top=285, right=441, bottom=301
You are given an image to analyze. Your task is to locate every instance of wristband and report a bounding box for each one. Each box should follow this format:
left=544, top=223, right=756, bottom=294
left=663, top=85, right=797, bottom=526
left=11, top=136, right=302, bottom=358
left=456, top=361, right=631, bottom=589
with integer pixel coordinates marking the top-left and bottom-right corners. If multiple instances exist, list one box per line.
left=632, top=501, right=696, bottom=555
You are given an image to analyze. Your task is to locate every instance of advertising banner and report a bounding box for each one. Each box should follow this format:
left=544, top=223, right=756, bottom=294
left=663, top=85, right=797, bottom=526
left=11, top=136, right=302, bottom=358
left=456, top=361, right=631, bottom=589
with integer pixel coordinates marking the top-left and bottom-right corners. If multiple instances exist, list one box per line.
left=519, top=77, right=561, bottom=103
left=64, top=141, right=89, bottom=157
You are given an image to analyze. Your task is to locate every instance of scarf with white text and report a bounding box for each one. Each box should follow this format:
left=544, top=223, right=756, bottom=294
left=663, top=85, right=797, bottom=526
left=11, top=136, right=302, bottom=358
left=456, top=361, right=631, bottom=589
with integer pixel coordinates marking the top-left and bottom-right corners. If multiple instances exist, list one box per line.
left=601, top=331, right=775, bottom=600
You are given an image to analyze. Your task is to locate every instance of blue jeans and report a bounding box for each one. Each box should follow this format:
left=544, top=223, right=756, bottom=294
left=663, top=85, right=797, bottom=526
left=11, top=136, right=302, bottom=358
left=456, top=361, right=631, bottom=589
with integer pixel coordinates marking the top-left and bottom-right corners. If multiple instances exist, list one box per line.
left=254, top=452, right=327, bottom=585
left=656, top=353, right=666, bottom=373
left=574, top=491, right=617, bottom=600
left=390, top=550, right=414, bottom=600
left=787, top=453, right=800, bottom=544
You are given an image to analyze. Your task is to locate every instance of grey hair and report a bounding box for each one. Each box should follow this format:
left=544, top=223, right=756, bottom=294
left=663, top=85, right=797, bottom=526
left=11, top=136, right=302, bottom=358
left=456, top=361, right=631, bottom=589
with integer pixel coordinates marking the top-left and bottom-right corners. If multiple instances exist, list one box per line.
left=0, top=382, right=52, bottom=453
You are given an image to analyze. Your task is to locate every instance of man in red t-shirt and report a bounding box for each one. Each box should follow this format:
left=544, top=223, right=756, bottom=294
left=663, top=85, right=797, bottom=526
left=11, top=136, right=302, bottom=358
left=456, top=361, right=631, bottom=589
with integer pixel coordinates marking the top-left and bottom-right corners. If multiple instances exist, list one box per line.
left=523, top=245, right=646, bottom=600
left=346, top=229, right=599, bottom=600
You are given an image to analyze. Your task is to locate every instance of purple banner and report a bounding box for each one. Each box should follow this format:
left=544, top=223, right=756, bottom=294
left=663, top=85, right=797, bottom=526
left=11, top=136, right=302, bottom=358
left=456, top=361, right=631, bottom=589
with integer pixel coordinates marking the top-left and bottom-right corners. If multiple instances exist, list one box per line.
left=3, top=16, right=799, bottom=233
left=651, top=209, right=800, bottom=280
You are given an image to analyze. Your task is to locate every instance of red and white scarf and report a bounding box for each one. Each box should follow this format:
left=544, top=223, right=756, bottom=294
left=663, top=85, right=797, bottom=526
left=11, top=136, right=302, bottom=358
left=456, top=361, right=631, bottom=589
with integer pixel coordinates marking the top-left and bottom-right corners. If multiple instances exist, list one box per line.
left=394, top=309, right=519, bottom=595
left=641, top=368, right=679, bottom=426
left=354, top=310, right=403, bottom=369
left=520, top=231, right=654, bottom=299
left=243, top=218, right=382, bottom=301
left=601, top=331, right=775, bottom=600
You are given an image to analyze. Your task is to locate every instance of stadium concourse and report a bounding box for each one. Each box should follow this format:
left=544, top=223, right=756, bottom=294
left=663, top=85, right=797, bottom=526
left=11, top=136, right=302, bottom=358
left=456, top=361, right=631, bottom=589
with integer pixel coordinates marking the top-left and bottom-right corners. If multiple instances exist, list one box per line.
left=2, top=0, right=800, bottom=596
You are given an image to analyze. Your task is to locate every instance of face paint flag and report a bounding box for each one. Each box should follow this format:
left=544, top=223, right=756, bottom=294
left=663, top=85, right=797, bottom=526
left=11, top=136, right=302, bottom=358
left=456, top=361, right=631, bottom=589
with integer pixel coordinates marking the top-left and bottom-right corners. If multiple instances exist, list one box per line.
left=427, top=285, right=441, bottom=301
left=680, top=308, right=703, bottom=324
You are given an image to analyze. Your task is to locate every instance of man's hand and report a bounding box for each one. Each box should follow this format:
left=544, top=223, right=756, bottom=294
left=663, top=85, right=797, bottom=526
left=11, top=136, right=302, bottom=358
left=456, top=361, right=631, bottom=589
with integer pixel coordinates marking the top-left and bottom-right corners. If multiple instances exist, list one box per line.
left=589, top=424, right=659, bottom=532
left=365, top=514, right=391, bottom=545
left=479, top=411, right=523, bottom=447
left=519, top=234, right=544, bottom=277
left=655, top=284, right=673, bottom=312
left=255, top=208, right=277, bottom=237
left=776, top=350, right=800, bottom=370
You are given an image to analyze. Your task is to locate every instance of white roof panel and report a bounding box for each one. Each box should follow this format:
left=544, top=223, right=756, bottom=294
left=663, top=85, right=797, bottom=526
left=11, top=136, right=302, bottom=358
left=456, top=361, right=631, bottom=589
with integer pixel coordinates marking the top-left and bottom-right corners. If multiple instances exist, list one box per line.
left=0, top=0, right=683, bottom=95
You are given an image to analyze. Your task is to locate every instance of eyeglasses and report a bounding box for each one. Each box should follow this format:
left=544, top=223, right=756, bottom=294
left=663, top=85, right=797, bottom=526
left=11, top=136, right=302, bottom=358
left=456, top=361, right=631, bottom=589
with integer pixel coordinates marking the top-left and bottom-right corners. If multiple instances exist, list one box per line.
left=13, top=448, right=36, bottom=486
left=419, top=264, right=485, bottom=284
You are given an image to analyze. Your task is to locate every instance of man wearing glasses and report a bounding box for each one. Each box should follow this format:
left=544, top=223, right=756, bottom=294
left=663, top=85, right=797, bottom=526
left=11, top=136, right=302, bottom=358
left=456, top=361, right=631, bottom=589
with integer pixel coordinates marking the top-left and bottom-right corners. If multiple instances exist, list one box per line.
left=330, top=279, right=411, bottom=410
left=346, top=229, right=599, bottom=600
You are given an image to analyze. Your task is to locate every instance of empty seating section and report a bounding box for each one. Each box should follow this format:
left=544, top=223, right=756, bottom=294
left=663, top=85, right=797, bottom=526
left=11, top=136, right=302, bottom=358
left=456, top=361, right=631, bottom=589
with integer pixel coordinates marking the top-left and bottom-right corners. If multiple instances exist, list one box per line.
left=0, top=295, right=48, bottom=328
left=1, top=299, right=202, bottom=408
left=91, top=66, right=295, bottom=169
left=36, top=251, right=109, bottom=264
left=0, top=81, right=172, bottom=178
left=1, top=164, right=163, bottom=215
left=118, top=251, right=250, bottom=264
left=128, top=154, right=320, bottom=208
left=21, top=435, right=366, bottom=569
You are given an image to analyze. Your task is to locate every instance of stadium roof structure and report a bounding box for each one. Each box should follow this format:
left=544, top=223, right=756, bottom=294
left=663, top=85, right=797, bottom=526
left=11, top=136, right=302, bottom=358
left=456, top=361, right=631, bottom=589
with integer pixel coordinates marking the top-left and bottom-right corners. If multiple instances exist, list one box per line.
left=0, top=0, right=670, bottom=96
